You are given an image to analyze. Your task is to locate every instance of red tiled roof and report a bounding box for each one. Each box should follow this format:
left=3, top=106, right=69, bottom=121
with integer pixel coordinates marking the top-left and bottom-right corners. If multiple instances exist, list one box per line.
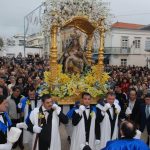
left=112, top=22, right=145, bottom=29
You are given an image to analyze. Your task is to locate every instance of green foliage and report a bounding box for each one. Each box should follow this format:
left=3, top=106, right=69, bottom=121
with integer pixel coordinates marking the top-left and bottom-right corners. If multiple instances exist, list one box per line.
left=0, top=37, right=4, bottom=49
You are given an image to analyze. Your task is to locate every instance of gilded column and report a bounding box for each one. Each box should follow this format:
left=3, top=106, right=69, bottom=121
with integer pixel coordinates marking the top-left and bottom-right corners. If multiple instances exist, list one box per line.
left=49, top=24, right=58, bottom=84
left=86, top=34, right=93, bottom=66
left=98, top=27, right=105, bottom=72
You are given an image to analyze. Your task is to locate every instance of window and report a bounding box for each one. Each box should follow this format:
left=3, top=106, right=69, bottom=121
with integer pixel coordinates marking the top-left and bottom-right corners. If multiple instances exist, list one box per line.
left=19, top=40, right=24, bottom=46
left=7, top=39, right=15, bottom=46
left=121, top=59, right=127, bottom=66
left=6, top=53, right=15, bottom=58
left=134, top=37, right=141, bottom=48
left=145, top=38, right=150, bottom=51
left=121, top=36, right=129, bottom=49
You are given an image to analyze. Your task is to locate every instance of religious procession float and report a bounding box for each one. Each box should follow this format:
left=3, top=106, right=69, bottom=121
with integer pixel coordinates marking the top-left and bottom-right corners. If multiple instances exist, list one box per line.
left=41, top=0, right=111, bottom=104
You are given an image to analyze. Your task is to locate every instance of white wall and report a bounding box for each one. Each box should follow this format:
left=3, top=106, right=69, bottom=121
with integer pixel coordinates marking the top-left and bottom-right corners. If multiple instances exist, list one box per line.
left=6, top=46, right=42, bottom=57
left=109, top=54, right=149, bottom=66
left=106, top=28, right=150, bottom=66
left=110, top=28, right=150, bottom=54
left=3, top=35, right=43, bottom=57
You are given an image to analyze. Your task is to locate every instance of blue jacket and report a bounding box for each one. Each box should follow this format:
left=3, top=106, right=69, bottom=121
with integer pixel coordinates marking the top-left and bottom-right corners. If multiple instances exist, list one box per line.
left=102, top=139, right=149, bottom=150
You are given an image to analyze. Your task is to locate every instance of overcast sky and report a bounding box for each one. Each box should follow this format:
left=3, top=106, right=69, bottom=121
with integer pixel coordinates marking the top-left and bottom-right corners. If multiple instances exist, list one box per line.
left=0, top=0, right=150, bottom=37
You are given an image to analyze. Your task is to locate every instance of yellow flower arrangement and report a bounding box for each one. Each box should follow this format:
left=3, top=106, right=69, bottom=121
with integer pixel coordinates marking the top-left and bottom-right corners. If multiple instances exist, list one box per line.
left=26, top=100, right=31, bottom=105
left=90, top=111, right=95, bottom=118
left=38, top=113, right=45, bottom=119
left=43, top=64, right=109, bottom=99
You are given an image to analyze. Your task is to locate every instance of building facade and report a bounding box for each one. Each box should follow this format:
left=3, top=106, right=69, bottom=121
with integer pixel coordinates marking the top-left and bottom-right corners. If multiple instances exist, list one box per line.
left=105, top=22, right=150, bottom=67
left=3, top=34, right=43, bottom=57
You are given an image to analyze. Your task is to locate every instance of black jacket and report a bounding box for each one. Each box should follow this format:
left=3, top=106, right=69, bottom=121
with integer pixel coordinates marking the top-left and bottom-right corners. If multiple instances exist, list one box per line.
left=127, top=99, right=141, bottom=126
left=139, top=104, right=150, bottom=135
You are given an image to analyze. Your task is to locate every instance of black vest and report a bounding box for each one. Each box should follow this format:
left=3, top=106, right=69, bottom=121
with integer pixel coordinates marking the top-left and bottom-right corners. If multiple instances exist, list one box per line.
left=83, top=108, right=92, bottom=142
left=38, top=107, right=54, bottom=150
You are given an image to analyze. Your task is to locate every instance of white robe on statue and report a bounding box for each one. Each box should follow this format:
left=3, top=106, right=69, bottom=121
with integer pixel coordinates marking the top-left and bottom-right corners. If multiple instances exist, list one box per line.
left=96, top=103, right=121, bottom=149
left=29, top=108, right=61, bottom=150
left=70, top=109, right=96, bottom=150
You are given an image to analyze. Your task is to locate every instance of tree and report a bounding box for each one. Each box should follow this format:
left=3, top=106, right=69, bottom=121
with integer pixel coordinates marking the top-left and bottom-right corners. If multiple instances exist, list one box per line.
left=0, top=37, right=4, bottom=51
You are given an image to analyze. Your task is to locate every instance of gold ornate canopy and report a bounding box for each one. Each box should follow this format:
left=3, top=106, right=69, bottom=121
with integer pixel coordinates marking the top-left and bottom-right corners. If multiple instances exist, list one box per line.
left=62, top=16, right=96, bottom=35
left=49, top=16, right=106, bottom=80
left=47, top=16, right=107, bottom=104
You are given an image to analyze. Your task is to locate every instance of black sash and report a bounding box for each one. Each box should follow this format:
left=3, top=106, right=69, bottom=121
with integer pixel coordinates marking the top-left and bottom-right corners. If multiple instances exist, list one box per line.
left=38, top=107, right=53, bottom=150
left=83, top=108, right=92, bottom=142
left=106, top=104, right=117, bottom=138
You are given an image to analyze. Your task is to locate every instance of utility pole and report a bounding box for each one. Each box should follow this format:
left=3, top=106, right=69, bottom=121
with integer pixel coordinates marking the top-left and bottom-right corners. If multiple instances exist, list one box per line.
left=24, top=2, right=45, bottom=57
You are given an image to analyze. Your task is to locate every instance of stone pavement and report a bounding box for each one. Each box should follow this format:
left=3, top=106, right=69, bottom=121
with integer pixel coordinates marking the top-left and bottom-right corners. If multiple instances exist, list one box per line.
left=15, top=124, right=70, bottom=150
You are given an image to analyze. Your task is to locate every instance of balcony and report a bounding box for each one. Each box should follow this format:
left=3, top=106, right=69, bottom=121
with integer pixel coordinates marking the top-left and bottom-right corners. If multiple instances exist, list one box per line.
left=145, top=48, right=150, bottom=52
left=104, top=47, right=131, bottom=54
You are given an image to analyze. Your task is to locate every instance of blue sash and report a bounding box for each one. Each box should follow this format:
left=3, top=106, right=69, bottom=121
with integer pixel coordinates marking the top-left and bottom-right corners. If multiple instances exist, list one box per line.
left=0, top=112, right=12, bottom=133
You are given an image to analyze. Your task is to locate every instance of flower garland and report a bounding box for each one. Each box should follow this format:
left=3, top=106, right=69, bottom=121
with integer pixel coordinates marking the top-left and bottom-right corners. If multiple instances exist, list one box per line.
left=42, top=0, right=111, bottom=37
left=43, top=64, right=109, bottom=98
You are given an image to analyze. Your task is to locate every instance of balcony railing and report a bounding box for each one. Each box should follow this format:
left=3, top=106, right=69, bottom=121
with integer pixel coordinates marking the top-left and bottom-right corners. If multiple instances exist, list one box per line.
left=104, top=47, right=131, bottom=54
left=145, top=49, right=150, bottom=52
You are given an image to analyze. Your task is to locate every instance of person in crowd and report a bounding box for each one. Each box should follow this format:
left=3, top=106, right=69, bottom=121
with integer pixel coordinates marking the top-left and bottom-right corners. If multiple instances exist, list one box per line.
left=66, top=101, right=80, bottom=144
left=18, top=87, right=41, bottom=149
left=125, top=89, right=141, bottom=127
left=102, top=121, right=149, bottom=150
left=15, top=76, right=25, bottom=94
left=140, top=94, right=150, bottom=147
left=7, top=86, right=24, bottom=149
left=7, top=76, right=16, bottom=94
left=23, top=77, right=34, bottom=97
left=26, top=94, right=68, bottom=150
left=0, top=78, right=8, bottom=98
left=70, top=92, right=98, bottom=150
left=96, top=92, right=121, bottom=149
left=1, top=56, right=150, bottom=149
left=0, top=95, right=22, bottom=150
left=114, top=84, right=128, bottom=120
left=0, top=86, right=4, bottom=96
left=0, top=95, right=12, bottom=150
left=120, top=77, right=130, bottom=95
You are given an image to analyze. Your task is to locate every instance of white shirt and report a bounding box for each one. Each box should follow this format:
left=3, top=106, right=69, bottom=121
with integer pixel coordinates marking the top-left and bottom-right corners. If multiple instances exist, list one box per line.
left=85, top=108, right=90, bottom=119
left=129, top=100, right=136, bottom=111
left=0, top=113, right=4, bottom=123
left=31, top=101, right=35, bottom=110
left=109, top=107, right=114, bottom=119
left=145, top=105, right=150, bottom=118
left=42, top=106, right=49, bottom=122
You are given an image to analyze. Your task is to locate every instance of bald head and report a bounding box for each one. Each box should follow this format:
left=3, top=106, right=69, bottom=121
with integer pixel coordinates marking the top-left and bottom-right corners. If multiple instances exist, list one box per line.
left=120, top=121, right=136, bottom=139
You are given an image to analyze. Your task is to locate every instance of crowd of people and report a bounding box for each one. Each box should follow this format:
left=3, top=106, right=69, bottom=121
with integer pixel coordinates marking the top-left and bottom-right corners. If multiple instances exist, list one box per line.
left=0, top=56, right=150, bottom=150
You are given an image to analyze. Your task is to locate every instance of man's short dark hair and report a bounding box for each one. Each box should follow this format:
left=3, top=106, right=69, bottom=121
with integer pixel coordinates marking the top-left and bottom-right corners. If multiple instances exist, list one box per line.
left=41, top=94, right=51, bottom=102
left=106, top=92, right=116, bottom=98
left=12, top=86, right=21, bottom=92
left=82, top=92, right=91, bottom=98
left=120, top=121, right=136, bottom=139
left=0, top=95, right=7, bottom=104
left=28, top=87, right=35, bottom=92
left=144, top=93, right=150, bottom=99
left=129, top=88, right=137, bottom=95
